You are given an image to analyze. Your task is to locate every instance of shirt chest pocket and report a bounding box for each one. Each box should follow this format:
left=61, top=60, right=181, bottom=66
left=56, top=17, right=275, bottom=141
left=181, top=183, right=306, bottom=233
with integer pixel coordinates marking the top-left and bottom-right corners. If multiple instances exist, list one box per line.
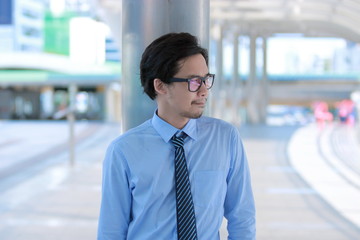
left=194, top=171, right=226, bottom=209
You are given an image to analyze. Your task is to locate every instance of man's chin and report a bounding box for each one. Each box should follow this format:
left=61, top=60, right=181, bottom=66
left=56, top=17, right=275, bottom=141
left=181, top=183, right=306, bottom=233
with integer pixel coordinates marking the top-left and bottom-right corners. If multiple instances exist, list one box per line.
left=190, top=110, right=204, bottom=119
left=182, top=110, right=204, bottom=119
left=193, top=113, right=203, bottom=119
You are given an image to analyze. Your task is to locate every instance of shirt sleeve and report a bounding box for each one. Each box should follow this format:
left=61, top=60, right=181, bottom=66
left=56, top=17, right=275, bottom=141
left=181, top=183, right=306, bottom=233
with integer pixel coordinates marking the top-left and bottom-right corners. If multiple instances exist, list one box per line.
left=97, top=141, right=132, bottom=240
left=224, top=127, right=256, bottom=240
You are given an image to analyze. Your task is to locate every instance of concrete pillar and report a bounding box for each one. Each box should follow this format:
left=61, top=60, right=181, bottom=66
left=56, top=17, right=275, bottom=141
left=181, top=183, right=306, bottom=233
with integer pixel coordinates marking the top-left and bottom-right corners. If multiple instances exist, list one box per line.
left=122, top=0, right=210, bottom=131
left=215, top=25, right=224, bottom=90
left=249, top=34, right=257, bottom=86
left=169, top=0, right=209, bottom=49
left=246, top=33, right=260, bottom=124
left=232, top=32, right=242, bottom=125
left=260, top=36, right=269, bottom=122
left=212, top=24, right=225, bottom=120
left=232, top=32, right=240, bottom=87
left=67, top=83, right=77, bottom=166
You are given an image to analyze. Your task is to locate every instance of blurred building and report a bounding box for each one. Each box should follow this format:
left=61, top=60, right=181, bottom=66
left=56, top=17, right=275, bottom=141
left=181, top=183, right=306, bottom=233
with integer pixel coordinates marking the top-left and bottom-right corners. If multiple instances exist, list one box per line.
left=0, top=0, right=121, bottom=122
left=0, top=0, right=44, bottom=52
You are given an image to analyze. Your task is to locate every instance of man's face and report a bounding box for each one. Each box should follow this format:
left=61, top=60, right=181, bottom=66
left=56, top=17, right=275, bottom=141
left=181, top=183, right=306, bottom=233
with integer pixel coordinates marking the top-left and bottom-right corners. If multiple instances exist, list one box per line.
left=158, top=53, right=209, bottom=127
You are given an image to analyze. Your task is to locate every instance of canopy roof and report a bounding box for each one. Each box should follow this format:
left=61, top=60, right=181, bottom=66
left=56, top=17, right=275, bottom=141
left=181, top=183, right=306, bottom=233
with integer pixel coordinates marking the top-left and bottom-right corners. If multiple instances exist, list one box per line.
left=99, top=0, right=360, bottom=41
left=210, top=0, right=360, bottom=42
left=0, top=52, right=120, bottom=85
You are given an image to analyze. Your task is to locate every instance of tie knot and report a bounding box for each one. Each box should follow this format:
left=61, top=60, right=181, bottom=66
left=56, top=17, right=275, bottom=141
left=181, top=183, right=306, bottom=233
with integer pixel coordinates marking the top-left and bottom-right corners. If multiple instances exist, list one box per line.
left=171, top=133, right=186, bottom=148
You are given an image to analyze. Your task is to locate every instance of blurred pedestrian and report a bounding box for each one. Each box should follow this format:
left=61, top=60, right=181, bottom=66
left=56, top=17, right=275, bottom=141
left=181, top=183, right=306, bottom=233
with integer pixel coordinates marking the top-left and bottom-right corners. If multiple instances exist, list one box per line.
left=336, top=99, right=355, bottom=125
left=312, top=101, right=333, bottom=127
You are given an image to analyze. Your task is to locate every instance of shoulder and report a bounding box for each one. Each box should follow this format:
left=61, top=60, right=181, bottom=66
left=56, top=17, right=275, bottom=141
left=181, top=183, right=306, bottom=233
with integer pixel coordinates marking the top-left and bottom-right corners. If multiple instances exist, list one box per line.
left=196, top=116, right=242, bottom=144
left=198, top=116, right=238, bottom=133
left=110, top=119, right=153, bottom=148
left=103, top=120, right=154, bottom=169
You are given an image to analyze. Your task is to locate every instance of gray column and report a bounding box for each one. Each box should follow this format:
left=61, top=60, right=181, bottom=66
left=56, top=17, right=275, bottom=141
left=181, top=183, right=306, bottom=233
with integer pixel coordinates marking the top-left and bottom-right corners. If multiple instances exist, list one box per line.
left=249, top=35, right=257, bottom=84
left=122, top=0, right=210, bottom=131
left=67, top=83, right=77, bottom=166
left=232, top=32, right=243, bottom=125
left=215, top=25, right=224, bottom=90
left=212, top=24, right=225, bottom=119
left=232, top=32, right=239, bottom=86
left=260, top=36, right=269, bottom=122
left=246, top=33, right=260, bottom=124
left=169, top=0, right=209, bottom=50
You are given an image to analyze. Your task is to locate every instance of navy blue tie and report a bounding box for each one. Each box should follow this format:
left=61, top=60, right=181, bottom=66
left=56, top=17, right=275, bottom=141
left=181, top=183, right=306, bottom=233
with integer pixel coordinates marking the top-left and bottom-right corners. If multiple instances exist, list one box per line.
left=171, top=133, right=198, bottom=240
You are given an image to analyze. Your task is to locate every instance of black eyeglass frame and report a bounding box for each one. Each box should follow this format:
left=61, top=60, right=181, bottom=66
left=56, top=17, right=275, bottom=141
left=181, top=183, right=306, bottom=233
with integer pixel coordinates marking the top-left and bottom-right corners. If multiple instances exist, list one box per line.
left=168, top=73, right=215, bottom=92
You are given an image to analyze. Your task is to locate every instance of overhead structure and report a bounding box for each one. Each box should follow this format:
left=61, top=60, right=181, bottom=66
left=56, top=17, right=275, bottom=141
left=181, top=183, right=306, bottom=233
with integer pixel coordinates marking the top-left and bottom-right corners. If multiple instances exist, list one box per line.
left=97, top=0, right=360, bottom=125
left=210, top=0, right=360, bottom=42
left=209, top=0, right=360, bottom=123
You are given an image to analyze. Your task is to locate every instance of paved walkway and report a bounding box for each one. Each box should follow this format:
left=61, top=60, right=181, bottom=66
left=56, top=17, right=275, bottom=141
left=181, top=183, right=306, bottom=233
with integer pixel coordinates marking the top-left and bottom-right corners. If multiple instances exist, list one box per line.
left=0, top=121, right=359, bottom=239
left=288, top=123, right=360, bottom=231
left=241, top=125, right=360, bottom=240
left=0, top=121, right=120, bottom=240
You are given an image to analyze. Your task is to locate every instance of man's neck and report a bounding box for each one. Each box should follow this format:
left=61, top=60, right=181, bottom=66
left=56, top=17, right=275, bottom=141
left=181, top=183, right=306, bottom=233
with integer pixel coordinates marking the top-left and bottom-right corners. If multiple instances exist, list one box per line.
left=156, top=110, right=189, bottom=129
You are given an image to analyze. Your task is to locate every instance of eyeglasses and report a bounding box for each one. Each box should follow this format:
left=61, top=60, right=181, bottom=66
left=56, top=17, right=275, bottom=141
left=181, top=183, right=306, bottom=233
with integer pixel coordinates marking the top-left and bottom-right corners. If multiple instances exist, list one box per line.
left=169, top=74, right=215, bottom=92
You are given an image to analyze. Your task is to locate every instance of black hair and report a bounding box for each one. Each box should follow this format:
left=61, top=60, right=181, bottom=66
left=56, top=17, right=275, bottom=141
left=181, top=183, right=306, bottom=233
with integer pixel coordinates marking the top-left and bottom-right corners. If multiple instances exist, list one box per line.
left=140, top=32, right=208, bottom=100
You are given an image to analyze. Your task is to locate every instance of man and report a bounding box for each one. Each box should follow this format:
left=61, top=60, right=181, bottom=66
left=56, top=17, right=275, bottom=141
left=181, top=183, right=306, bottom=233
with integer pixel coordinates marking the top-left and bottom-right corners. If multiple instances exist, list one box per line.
left=98, top=32, right=256, bottom=239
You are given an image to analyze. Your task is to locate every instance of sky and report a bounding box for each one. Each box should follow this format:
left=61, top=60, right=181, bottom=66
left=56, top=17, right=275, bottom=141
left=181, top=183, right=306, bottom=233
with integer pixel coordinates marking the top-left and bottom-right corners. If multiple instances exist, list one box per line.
left=221, top=37, right=348, bottom=76
left=267, top=37, right=347, bottom=74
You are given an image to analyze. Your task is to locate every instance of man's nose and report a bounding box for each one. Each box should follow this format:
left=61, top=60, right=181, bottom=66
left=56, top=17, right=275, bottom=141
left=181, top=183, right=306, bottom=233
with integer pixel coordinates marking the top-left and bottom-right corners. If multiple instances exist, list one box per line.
left=197, top=81, right=209, bottom=96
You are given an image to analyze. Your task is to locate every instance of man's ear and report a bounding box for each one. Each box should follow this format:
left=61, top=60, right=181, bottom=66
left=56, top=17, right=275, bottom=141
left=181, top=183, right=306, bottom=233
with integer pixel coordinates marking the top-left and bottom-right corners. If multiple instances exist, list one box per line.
left=154, top=78, right=167, bottom=95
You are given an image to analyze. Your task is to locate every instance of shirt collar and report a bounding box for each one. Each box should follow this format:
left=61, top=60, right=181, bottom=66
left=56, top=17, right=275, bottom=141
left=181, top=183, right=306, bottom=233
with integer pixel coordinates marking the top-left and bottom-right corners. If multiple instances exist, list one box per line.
left=151, top=110, right=198, bottom=143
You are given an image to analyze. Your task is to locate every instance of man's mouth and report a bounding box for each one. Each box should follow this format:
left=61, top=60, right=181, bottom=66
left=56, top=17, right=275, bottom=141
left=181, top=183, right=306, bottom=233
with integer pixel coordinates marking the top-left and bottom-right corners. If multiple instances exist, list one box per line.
left=192, top=99, right=207, bottom=106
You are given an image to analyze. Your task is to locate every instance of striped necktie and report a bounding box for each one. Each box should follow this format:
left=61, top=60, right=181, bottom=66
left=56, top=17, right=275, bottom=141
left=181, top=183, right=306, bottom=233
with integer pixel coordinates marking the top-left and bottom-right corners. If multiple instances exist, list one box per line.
left=171, top=133, right=198, bottom=240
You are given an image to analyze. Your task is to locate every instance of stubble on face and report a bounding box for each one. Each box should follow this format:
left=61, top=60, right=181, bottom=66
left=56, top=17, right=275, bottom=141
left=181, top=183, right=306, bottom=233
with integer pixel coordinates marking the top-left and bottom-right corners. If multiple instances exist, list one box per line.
left=180, top=110, right=203, bottom=119
left=179, top=99, right=207, bottom=119
left=165, top=79, right=207, bottom=120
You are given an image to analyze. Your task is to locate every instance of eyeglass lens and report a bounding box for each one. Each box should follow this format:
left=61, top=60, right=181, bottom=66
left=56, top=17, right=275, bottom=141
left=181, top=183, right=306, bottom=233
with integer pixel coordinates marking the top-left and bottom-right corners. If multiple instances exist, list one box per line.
left=189, top=76, right=213, bottom=92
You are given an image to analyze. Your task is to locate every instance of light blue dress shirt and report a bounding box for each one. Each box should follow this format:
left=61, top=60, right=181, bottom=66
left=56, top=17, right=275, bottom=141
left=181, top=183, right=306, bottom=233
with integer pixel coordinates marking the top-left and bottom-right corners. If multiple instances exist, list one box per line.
left=98, top=112, right=256, bottom=240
